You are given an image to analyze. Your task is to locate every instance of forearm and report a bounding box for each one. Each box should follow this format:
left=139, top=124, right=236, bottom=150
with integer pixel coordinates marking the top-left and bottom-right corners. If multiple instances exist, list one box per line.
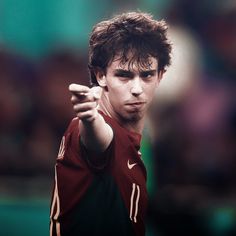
left=79, top=112, right=113, bottom=152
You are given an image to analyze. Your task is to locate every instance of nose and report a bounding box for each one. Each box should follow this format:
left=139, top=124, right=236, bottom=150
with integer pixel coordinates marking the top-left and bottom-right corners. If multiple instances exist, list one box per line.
left=130, top=77, right=143, bottom=96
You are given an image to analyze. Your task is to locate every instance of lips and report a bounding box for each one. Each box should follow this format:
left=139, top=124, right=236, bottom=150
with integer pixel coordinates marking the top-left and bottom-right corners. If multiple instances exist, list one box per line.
left=125, top=102, right=146, bottom=110
left=126, top=101, right=146, bottom=105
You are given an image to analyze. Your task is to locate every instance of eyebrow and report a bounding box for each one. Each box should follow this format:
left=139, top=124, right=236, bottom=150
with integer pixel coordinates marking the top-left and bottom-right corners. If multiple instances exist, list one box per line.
left=139, top=70, right=157, bottom=76
left=114, top=69, right=157, bottom=76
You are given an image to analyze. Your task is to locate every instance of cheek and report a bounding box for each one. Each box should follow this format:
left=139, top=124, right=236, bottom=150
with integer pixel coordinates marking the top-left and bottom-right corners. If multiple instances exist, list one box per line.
left=108, top=82, right=128, bottom=96
left=145, top=84, right=157, bottom=97
left=107, top=85, right=122, bottom=99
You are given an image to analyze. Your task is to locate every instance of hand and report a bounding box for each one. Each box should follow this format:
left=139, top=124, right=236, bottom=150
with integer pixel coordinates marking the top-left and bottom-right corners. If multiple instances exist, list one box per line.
left=69, top=83, right=102, bottom=122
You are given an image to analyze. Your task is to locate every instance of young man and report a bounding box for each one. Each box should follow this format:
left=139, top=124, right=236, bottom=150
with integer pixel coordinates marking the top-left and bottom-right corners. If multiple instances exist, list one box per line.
left=50, top=12, right=171, bottom=236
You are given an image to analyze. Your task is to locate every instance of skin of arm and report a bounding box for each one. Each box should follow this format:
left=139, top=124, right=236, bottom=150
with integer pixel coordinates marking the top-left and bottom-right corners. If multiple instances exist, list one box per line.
left=69, top=83, right=113, bottom=153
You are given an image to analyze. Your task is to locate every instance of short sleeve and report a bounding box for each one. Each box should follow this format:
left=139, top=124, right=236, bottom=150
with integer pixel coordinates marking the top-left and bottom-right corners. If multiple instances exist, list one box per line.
left=79, top=135, right=115, bottom=171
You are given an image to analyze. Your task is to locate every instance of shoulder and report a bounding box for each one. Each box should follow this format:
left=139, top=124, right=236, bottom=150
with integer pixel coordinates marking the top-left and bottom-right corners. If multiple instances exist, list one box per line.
left=62, top=117, right=80, bottom=146
left=66, top=117, right=79, bottom=134
left=56, top=117, right=80, bottom=162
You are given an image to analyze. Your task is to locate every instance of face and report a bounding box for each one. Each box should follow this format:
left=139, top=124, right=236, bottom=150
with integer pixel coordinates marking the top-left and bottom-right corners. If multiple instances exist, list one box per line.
left=98, top=56, right=162, bottom=124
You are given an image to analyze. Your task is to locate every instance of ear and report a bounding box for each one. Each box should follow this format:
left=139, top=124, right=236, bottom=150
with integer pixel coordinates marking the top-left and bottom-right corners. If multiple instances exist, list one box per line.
left=96, top=71, right=107, bottom=87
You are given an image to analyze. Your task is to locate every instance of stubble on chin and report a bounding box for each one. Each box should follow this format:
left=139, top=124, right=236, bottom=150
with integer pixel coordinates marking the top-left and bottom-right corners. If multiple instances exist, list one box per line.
left=119, top=110, right=145, bottom=123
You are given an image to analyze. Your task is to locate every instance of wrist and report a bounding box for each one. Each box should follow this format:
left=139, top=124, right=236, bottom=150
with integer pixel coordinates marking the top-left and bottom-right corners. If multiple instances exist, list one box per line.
left=82, top=109, right=100, bottom=124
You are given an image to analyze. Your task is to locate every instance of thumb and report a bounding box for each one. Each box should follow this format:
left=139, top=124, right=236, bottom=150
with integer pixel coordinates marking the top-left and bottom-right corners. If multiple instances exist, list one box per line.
left=91, top=86, right=102, bottom=100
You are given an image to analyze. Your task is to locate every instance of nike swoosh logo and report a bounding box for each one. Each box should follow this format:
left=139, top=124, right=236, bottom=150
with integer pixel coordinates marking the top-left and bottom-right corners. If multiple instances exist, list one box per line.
left=127, top=160, right=138, bottom=169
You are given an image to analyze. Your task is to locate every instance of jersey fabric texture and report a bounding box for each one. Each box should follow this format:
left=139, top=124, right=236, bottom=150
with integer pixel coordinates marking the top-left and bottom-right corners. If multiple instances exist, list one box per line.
left=50, top=112, right=148, bottom=236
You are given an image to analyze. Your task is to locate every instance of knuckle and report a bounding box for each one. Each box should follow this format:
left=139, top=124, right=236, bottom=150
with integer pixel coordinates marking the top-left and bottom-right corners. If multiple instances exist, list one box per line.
left=71, top=95, right=77, bottom=104
left=73, top=104, right=80, bottom=111
left=88, top=102, right=97, bottom=109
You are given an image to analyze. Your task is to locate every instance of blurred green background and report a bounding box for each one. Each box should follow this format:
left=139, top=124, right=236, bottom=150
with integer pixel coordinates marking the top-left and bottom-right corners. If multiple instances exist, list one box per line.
left=0, top=0, right=170, bottom=57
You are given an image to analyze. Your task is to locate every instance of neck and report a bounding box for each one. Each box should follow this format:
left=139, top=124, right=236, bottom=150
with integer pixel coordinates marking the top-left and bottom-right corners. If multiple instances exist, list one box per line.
left=121, top=119, right=145, bottom=134
left=97, top=93, right=113, bottom=118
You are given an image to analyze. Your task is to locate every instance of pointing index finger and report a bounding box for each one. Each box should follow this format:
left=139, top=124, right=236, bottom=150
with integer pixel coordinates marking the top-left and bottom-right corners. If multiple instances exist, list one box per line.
left=69, top=84, right=90, bottom=95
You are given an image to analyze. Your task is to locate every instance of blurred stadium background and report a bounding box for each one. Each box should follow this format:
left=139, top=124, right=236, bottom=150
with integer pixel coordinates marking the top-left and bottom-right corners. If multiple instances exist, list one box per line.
left=0, top=0, right=235, bottom=235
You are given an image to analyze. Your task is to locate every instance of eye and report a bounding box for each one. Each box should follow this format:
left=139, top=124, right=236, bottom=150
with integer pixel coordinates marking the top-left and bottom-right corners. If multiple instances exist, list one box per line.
left=141, top=72, right=154, bottom=79
left=117, top=74, right=129, bottom=78
left=144, top=74, right=152, bottom=78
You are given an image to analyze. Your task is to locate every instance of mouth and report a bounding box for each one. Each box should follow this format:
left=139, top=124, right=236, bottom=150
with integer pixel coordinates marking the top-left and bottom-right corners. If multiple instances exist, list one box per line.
left=125, top=102, right=146, bottom=110
left=126, top=101, right=146, bottom=105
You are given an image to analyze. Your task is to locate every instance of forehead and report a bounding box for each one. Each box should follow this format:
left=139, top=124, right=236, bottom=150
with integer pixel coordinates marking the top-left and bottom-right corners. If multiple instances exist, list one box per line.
left=108, top=56, right=158, bottom=72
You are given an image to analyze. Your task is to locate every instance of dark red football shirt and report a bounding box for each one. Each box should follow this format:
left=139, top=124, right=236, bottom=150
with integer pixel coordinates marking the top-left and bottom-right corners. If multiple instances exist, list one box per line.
left=50, top=112, right=148, bottom=236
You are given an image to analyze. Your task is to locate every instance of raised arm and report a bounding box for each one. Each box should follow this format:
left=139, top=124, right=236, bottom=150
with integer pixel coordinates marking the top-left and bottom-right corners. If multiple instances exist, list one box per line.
left=69, top=83, right=113, bottom=152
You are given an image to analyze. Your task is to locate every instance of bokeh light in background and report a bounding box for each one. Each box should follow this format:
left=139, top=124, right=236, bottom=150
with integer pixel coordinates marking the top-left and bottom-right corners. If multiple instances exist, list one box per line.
left=0, top=0, right=235, bottom=235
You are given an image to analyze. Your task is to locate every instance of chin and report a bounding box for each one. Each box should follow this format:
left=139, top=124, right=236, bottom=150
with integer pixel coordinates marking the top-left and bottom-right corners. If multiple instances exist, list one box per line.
left=122, top=111, right=144, bottom=122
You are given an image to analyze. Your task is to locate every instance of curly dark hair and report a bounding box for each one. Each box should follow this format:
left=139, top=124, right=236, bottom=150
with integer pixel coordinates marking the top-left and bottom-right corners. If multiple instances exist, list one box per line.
left=88, top=11, right=172, bottom=85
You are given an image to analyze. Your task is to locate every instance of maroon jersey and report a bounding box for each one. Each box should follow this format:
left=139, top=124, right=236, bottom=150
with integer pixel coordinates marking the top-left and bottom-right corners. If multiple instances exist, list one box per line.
left=50, top=112, right=148, bottom=236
